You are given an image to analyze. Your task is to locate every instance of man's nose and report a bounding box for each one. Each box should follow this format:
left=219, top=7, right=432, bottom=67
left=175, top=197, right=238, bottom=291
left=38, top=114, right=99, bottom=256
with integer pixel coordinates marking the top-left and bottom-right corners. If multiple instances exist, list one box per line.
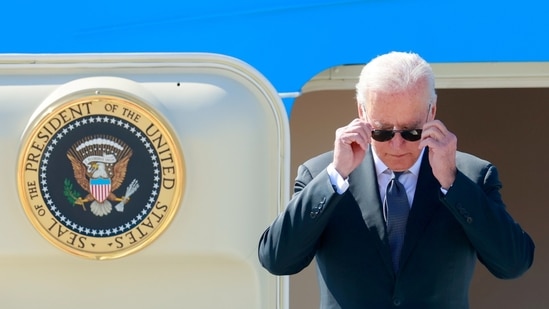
left=389, top=132, right=407, bottom=146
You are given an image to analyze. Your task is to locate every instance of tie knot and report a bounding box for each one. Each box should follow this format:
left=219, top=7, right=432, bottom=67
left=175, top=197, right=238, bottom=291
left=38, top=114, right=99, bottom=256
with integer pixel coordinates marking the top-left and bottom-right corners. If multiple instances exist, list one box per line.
left=393, top=171, right=405, bottom=180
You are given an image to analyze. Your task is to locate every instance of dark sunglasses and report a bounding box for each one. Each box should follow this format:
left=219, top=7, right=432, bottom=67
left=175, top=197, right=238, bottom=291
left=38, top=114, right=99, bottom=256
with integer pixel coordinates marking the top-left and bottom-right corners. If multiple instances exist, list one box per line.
left=371, top=129, right=423, bottom=142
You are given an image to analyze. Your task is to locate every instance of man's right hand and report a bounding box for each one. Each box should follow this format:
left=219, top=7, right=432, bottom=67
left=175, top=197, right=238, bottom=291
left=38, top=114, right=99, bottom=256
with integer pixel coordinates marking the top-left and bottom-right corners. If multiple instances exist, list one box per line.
left=332, top=118, right=372, bottom=179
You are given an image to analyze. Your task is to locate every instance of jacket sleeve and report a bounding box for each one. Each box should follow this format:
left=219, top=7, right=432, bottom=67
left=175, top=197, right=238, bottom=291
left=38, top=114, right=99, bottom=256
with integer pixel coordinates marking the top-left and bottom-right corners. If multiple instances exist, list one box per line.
left=258, top=164, right=345, bottom=275
left=441, top=164, right=535, bottom=279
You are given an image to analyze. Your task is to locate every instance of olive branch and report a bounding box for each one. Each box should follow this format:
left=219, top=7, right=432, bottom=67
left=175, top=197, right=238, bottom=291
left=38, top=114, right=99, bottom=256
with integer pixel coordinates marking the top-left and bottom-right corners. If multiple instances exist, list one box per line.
left=63, top=178, right=82, bottom=207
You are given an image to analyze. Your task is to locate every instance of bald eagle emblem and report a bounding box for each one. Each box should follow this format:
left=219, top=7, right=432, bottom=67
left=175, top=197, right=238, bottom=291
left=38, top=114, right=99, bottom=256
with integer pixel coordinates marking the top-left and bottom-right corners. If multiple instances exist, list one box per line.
left=65, top=135, right=140, bottom=217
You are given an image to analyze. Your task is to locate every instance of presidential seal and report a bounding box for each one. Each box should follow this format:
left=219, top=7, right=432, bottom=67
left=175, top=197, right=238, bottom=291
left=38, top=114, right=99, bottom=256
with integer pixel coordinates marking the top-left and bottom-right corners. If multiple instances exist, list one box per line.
left=17, top=95, right=185, bottom=260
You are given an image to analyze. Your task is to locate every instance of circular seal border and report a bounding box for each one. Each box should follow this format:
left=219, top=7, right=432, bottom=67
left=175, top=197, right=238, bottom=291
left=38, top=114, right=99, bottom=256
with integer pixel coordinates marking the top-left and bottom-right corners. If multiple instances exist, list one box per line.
left=17, top=94, right=185, bottom=260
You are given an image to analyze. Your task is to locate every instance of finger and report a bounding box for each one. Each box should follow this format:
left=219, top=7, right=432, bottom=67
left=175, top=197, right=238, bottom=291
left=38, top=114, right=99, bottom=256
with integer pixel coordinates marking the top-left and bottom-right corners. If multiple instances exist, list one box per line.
left=419, top=121, right=448, bottom=149
left=353, top=120, right=372, bottom=146
left=420, top=123, right=457, bottom=151
left=339, top=131, right=369, bottom=150
left=337, top=119, right=371, bottom=149
left=422, top=120, right=448, bottom=136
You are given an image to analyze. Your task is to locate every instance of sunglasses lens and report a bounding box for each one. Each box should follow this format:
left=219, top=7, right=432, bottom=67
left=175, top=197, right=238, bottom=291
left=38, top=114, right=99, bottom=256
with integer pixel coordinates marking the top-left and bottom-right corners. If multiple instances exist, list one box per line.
left=371, top=130, right=394, bottom=142
left=371, top=129, right=423, bottom=142
left=401, top=129, right=422, bottom=141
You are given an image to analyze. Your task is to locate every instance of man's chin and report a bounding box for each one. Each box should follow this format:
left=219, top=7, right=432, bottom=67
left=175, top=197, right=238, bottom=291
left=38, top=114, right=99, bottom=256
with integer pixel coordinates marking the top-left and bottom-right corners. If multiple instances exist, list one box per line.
left=384, top=157, right=415, bottom=172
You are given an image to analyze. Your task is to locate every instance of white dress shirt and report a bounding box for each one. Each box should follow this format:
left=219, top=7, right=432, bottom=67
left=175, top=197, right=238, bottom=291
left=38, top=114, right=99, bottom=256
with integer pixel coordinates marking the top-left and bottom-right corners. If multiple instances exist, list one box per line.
left=327, top=148, right=427, bottom=208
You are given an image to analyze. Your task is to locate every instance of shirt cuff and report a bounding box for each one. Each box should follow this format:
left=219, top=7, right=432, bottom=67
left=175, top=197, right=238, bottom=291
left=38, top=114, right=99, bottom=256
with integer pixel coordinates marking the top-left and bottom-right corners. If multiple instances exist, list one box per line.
left=327, top=163, right=349, bottom=194
left=440, top=183, right=453, bottom=195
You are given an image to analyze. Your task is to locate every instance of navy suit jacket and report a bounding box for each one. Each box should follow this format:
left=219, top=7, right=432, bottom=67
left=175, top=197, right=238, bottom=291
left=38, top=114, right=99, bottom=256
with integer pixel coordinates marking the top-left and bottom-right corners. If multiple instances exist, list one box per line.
left=258, top=148, right=534, bottom=309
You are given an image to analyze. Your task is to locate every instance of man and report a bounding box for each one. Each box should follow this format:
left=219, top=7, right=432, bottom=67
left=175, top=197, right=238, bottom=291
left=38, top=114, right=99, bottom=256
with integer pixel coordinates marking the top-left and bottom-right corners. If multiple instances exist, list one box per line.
left=258, top=51, right=534, bottom=308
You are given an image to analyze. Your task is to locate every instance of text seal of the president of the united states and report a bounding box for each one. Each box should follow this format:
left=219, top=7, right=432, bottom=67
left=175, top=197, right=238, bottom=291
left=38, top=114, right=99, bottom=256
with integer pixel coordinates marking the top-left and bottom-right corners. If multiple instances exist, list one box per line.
left=17, top=95, right=185, bottom=260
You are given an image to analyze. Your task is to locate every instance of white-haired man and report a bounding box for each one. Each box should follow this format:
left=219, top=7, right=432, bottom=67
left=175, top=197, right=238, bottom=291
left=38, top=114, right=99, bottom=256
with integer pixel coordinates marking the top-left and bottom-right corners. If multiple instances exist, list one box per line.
left=259, top=51, right=534, bottom=308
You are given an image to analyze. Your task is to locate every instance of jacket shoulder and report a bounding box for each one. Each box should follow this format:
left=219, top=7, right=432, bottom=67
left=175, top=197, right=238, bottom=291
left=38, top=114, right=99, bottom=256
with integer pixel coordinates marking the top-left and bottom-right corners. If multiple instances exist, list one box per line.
left=301, top=151, right=334, bottom=177
left=456, top=150, right=492, bottom=170
left=455, top=150, right=498, bottom=185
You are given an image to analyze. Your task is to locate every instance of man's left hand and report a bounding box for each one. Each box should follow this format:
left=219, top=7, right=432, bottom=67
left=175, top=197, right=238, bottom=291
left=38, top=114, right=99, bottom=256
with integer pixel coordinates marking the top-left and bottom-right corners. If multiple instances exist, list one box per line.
left=419, top=120, right=457, bottom=189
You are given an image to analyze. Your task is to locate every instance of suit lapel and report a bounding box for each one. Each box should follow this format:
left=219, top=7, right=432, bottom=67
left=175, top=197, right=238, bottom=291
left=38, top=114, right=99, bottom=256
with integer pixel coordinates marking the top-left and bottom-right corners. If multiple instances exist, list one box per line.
left=348, top=148, right=393, bottom=273
left=399, top=150, right=441, bottom=270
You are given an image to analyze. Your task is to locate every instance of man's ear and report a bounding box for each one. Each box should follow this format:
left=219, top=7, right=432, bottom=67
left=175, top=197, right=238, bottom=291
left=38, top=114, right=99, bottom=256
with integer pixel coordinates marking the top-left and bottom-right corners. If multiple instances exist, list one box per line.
left=430, top=104, right=437, bottom=120
left=357, top=103, right=365, bottom=118
left=428, top=95, right=437, bottom=120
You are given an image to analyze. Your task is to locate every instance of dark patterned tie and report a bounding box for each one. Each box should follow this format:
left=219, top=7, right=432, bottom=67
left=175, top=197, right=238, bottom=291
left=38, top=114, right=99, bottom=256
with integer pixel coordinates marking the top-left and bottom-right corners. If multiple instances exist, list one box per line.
left=385, top=171, right=410, bottom=272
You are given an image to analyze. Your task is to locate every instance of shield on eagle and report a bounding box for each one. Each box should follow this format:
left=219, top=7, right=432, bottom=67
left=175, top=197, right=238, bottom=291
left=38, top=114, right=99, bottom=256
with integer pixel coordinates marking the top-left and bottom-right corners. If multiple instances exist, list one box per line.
left=90, top=178, right=111, bottom=203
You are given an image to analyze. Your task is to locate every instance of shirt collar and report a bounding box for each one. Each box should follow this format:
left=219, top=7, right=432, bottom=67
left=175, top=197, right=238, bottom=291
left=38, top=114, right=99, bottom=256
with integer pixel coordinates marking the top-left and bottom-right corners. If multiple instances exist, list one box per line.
left=373, top=147, right=425, bottom=177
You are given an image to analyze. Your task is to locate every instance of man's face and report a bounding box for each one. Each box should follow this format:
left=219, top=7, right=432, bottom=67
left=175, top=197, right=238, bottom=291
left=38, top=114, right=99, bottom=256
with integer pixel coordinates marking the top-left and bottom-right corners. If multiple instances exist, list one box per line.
left=360, top=89, right=434, bottom=172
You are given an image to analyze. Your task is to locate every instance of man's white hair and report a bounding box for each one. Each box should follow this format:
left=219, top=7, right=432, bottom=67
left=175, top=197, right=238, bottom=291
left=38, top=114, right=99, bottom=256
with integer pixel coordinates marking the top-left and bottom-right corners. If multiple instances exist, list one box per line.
left=355, top=51, right=436, bottom=109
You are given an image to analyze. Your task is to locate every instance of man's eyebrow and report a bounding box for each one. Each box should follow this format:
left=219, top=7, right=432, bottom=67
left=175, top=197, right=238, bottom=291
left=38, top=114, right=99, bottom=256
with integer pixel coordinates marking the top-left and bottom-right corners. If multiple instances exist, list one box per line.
left=371, top=120, right=422, bottom=129
left=402, top=121, right=422, bottom=129
left=370, top=120, right=390, bottom=129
